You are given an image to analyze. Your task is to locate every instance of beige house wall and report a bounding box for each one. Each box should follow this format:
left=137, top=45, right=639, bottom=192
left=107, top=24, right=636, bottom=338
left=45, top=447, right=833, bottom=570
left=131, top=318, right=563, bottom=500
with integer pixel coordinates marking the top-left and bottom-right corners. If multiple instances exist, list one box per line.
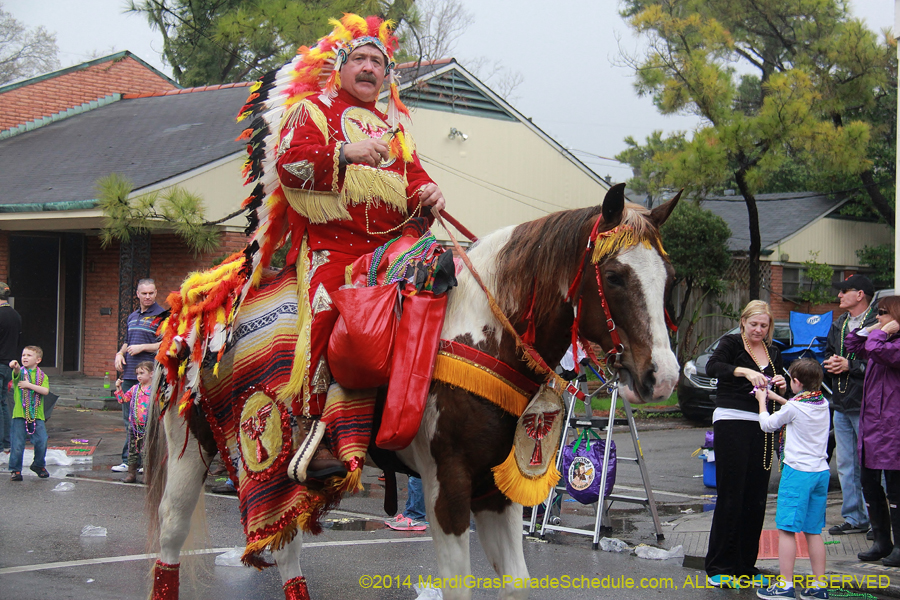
left=403, top=108, right=608, bottom=239
left=766, top=217, right=893, bottom=268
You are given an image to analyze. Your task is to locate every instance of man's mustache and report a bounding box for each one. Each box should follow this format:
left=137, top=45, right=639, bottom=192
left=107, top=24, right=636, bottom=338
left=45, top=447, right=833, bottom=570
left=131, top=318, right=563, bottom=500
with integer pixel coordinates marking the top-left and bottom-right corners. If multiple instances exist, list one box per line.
left=355, top=72, right=377, bottom=84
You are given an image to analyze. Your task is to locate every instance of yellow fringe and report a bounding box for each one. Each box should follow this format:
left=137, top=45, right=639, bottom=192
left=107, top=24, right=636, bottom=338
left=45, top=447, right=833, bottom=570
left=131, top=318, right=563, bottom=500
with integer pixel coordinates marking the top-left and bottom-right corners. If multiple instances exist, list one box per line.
left=280, top=236, right=312, bottom=404
left=492, top=446, right=562, bottom=507
left=241, top=520, right=299, bottom=568
left=280, top=100, right=328, bottom=143
left=342, top=165, right=409, bottom=213
left=281, top=189, right=351, bottom=223
left=592, top=225, right=638, bottom=264
left=432, top=353, right=529, bottom=417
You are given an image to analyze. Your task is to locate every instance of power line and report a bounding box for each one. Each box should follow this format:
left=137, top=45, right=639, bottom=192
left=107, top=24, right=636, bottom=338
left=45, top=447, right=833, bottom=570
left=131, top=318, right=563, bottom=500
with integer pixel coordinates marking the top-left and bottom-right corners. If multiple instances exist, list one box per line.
left=418, top=154, right=572, bottom=212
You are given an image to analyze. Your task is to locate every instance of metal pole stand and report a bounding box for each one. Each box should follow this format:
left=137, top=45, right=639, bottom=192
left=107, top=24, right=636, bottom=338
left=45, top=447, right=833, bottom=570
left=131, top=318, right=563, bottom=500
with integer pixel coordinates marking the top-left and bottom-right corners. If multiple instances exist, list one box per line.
left=526, top=376, right=664, bottom=549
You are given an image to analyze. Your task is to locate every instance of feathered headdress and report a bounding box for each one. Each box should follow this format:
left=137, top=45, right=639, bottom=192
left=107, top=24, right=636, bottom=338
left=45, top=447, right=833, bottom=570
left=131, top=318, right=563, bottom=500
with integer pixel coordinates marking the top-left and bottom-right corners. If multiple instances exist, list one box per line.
left=234, top=13, right=411, bottom=290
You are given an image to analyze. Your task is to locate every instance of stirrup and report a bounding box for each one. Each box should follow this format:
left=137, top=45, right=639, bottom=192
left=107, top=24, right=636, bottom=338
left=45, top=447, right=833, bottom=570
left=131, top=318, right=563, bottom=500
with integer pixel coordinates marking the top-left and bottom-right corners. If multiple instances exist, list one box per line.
left=288, top=419, right=325, bottom=483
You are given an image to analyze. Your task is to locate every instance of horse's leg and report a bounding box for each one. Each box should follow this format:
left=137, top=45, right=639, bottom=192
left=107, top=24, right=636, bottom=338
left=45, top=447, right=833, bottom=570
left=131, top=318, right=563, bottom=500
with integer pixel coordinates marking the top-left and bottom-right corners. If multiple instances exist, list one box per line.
left=421, top=466, right=475, bottom=600
left=271, top=534, right=311, bottom=600
left=473, top=503, right=530, bottom=599
left=153, top=408, right=214, bottom=599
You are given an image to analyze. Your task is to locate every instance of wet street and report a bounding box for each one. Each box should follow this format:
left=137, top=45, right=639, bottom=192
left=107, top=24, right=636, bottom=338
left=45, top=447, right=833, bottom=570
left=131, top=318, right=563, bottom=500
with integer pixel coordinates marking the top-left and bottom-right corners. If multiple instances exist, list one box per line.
left=0, top=407, right=894, bottom=599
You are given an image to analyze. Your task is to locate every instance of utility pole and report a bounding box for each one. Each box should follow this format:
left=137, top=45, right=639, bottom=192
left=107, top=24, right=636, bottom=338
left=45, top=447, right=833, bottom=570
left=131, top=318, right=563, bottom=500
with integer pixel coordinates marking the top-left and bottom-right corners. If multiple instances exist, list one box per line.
left=895, top=0, right=900, bottom=289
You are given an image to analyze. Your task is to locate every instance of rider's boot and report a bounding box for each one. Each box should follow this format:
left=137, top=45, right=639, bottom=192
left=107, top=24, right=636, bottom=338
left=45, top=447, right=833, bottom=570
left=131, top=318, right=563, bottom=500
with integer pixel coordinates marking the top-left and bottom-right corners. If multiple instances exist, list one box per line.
left=287, top=417, right=346, bottom=484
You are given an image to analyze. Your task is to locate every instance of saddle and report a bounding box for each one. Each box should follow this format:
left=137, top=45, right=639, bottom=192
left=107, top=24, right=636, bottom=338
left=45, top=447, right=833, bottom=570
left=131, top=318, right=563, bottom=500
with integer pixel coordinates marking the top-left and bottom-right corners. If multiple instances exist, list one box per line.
left=327, top=218, right=455, bottom=451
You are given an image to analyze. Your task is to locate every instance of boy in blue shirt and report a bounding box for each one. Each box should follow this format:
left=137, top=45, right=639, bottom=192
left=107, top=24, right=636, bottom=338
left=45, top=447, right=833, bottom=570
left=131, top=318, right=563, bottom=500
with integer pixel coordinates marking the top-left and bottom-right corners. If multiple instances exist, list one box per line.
left=756, top=358, right=830, bottom=599
left=8, top=346, right=50, bottom=481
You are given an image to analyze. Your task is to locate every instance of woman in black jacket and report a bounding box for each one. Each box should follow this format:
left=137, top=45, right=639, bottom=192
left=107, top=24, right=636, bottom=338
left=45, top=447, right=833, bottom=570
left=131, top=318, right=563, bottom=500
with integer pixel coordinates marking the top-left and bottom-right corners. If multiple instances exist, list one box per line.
left=704, top=300, right=787, bottom=587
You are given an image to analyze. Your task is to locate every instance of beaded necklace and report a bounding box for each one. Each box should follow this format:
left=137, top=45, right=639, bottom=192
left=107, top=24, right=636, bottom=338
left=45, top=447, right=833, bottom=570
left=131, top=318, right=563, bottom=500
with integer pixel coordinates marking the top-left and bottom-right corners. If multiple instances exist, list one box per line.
left=20, top=367, right=44, bottom=435
left=836, top=306, right=872, bottom=394
left=129, top=384, right=151, bottom=441
left=742, top=332, right=777, bottom=470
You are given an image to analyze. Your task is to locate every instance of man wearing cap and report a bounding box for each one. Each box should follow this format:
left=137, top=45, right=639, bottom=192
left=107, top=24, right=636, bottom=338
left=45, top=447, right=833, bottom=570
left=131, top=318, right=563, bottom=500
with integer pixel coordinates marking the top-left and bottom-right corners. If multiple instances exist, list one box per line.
left=0, top=282, right=21, bottom=451
left=824, top=274, right=877, bottom=535
left=251, top=14, right=446, bottom=484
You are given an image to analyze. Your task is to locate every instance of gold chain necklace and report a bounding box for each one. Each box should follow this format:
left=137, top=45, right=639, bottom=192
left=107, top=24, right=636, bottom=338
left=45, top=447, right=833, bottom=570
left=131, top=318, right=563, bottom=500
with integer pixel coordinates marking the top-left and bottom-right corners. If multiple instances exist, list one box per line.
left=742, top=332, right=776, bottom=470
left=836, top=306, right=871, bottom=394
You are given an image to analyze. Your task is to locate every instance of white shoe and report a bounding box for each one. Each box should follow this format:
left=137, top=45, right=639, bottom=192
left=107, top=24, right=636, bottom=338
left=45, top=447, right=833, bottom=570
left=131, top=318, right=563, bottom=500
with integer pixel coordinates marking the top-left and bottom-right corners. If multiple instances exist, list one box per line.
left=138, top=468, right=144, bottom=474
left=111, top=463, right=128, bottom=472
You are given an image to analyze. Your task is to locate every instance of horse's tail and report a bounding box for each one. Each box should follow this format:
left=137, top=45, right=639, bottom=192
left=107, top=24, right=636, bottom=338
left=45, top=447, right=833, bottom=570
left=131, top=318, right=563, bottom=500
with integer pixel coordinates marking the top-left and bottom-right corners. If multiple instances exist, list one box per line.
left=144, top=364, right=168, bottom=553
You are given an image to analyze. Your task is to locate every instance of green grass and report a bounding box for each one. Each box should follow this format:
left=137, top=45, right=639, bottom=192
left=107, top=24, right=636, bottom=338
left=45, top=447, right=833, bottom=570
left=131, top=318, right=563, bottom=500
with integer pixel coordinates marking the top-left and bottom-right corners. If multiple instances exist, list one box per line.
left=590, top=390, right=679, bottom=412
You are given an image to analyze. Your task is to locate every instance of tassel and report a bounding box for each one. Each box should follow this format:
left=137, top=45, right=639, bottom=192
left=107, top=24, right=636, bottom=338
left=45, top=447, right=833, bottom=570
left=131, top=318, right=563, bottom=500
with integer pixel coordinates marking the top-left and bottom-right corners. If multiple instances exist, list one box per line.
left=492, top=447, right=561, bottom=507
left=432, top=354, right=529, bottom=416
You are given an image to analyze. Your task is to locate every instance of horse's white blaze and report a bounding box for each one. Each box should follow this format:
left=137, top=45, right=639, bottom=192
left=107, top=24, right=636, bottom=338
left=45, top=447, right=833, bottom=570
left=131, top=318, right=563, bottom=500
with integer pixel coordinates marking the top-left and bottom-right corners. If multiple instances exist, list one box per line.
left=441, top=226, right=513, bottom=346
left=617, top=245, right=679, bottom=402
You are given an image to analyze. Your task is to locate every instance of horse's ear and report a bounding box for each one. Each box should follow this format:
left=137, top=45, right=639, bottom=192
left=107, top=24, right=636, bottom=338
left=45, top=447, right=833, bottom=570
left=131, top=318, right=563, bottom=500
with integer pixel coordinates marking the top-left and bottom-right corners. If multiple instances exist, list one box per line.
left=601, top=183, right=626, bottom=224
left=649, top=189, right=682, bottom=228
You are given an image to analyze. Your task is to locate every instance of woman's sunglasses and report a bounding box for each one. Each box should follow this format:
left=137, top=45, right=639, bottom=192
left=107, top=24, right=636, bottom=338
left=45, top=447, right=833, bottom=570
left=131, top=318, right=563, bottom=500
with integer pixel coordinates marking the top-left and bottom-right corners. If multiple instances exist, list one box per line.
left=878, top=309, right=890, bottom=316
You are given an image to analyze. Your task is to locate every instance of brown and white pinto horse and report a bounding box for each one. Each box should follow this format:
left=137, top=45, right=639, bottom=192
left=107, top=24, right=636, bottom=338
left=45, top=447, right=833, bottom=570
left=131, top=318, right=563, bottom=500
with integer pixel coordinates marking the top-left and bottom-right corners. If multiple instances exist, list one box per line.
left=147, top=183, right=680, bottom=599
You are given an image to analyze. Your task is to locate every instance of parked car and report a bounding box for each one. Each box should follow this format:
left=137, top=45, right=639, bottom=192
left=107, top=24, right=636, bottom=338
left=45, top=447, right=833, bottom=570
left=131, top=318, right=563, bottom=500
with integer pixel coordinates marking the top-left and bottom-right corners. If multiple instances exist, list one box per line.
left=678, top=321, right=793, bottom=422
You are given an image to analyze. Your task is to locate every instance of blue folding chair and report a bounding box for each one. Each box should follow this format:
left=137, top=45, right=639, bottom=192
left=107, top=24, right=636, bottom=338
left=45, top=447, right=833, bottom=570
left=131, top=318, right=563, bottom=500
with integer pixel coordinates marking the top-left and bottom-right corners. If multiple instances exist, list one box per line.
left=779, top=311, right=833, bottom=366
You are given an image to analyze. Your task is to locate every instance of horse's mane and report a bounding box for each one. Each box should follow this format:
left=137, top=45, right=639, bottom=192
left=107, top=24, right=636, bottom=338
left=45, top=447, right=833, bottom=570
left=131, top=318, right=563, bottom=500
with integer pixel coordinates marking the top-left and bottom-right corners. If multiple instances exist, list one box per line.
left=495, top=202, right=661, bottom=325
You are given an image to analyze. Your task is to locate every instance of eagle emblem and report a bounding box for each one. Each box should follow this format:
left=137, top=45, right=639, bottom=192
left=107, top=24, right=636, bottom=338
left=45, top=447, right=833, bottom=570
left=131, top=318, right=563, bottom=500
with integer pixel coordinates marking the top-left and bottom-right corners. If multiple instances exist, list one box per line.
left=522, top=409, right=561, bottom=466
left=240, top=403, right=274, bottom=464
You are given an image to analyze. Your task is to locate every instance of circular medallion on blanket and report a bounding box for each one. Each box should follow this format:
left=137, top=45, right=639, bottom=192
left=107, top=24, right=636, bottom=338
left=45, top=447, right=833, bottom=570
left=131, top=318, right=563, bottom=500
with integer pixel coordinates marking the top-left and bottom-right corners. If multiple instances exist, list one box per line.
left=341, top=106, right=397, bottom=167
left=237, top=387, right=292, bottom=481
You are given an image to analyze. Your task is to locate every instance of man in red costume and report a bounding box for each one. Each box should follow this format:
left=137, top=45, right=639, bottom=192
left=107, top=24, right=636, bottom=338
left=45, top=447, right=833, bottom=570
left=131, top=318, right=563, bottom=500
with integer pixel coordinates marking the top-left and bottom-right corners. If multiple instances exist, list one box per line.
left=274, top=17, right=446, bottom=483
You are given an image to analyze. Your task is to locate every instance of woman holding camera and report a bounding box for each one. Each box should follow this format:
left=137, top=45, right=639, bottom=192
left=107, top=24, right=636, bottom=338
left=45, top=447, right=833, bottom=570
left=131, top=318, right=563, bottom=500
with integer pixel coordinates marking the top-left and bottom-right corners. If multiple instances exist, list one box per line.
left=704, top=300, right=787, bottom=587
left=845, top=295, right=900, bottom=567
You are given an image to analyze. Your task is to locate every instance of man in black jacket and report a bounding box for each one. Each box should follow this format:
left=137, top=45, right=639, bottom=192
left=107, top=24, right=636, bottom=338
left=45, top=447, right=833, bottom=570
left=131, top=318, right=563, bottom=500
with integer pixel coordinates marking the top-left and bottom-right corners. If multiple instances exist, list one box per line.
left=823, top=274, right=877, bottom=535
left=0, top=282, right=21, bottom=452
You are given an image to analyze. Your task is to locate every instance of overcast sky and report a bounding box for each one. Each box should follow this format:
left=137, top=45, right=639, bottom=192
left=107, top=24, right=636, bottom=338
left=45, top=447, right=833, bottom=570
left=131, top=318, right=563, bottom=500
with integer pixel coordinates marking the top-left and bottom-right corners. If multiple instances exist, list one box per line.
left=5, top=0, right=895, bottom=181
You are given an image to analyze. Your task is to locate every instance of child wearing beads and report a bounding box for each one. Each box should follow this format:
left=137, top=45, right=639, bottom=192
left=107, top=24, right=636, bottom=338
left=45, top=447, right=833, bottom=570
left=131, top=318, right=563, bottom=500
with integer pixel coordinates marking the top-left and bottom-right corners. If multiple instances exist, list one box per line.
left=755, top=357, right=831, bottom=600
left=8, top=346, right=50, bottom=481
left=114, top=360, right=153, bottom=484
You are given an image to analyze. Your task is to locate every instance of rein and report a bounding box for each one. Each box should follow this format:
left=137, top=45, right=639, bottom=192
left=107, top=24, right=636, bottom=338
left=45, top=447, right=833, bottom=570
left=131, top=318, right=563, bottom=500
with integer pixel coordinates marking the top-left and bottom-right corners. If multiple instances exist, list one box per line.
left=432, top=208, right=566, bottom=390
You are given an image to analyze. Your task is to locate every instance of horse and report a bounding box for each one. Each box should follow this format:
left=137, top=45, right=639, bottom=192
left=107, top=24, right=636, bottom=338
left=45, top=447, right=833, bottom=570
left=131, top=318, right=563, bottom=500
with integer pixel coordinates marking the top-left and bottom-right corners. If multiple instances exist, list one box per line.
left=145, top=183, right=681, bottom=600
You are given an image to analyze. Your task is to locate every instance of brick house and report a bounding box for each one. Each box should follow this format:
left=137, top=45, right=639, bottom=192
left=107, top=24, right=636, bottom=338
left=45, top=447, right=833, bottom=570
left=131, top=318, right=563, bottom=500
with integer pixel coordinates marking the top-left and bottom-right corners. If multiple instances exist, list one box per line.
left=0, top=54, right=249, bottom=376
left=669, top=191, right=893, bottom=347
left=0, top=55, right=609, bottom=377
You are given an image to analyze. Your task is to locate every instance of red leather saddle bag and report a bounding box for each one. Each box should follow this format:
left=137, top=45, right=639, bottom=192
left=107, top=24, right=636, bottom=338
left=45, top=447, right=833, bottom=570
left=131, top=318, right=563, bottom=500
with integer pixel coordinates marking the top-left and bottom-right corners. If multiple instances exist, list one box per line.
left=328, top=284, right=401, bottom=389
left=376, top=290, right=448, bottom=450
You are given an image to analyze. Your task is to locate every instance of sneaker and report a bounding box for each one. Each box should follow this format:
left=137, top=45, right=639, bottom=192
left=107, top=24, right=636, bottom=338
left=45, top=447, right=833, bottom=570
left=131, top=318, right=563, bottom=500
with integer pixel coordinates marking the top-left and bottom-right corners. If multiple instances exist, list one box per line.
left=750, top=574, right=772, bottom=587
left=210, top=482, right=237, bottom=494
left=384, top=514, right=427, bottom=531
left=707, top=575, right=738, bottom=588
left=138, top=468, right=144, bottom=474
left=757, top=583, right=796, bottom=598
left=799, top=587, right=829, bottom=600
left=828, top=521, right=869, bottom=535
left=10, top=471, right=22, bottom=481
left=30, top=466, right=49, bottom=478
left=111, top=463, right=128, bottom=472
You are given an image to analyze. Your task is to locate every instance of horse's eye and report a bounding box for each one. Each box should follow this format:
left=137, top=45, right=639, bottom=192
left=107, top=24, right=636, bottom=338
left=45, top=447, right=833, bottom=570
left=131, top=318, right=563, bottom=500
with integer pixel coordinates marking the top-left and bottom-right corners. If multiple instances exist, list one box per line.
left=606, top=272, right=625, bottom=287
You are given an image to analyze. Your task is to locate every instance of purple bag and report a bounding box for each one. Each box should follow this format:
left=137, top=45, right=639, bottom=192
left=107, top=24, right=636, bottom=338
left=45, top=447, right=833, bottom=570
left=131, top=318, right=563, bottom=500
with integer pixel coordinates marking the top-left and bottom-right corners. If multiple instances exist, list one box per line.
left=562, top=429, right=616, bottom=504
left=704, top=430, right=714, bottom=449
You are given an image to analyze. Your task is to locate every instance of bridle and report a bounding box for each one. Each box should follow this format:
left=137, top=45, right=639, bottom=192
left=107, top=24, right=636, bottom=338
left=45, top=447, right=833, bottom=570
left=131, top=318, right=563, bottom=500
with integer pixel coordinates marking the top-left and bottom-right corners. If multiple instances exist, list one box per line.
left=433, top=208, right=652, bottom=388
left=563, top=213, right=625, bottom=369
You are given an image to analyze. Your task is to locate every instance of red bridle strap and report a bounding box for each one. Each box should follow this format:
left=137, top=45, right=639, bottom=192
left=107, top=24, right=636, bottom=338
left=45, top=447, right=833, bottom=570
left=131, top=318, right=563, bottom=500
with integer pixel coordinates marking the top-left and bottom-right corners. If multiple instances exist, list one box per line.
left=566, top=213, right=625, bottom=367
